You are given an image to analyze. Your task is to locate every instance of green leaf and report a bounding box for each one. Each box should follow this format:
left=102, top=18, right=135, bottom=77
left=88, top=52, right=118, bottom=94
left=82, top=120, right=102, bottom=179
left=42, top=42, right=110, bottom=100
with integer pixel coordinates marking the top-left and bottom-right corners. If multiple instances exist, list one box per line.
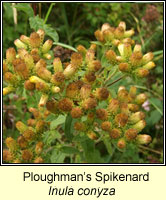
left=53, top=42, right=77, bottom=52
left=29, top=16, right=59, bottom=42
left=50, top=115, right=66, bottom=130
left=51, top=149, right=66, bottom=163
left=43, top=130, right=61, bottom=145
left=90, top=41, right=103, bottom=46
left=64, top=114, right=73, bottom=141
left=149, top=98, right=163, bottom=115
left=15, top=3, right=34, bottom=17
left=146, top=110, right=162, bottom=126
left=60, top=146, right=79, bottom=154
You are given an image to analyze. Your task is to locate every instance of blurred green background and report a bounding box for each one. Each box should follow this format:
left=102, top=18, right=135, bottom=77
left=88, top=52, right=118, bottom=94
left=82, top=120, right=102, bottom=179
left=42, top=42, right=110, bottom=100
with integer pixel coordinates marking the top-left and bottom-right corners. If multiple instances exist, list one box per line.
left=3, top=2, right=163, bottom=163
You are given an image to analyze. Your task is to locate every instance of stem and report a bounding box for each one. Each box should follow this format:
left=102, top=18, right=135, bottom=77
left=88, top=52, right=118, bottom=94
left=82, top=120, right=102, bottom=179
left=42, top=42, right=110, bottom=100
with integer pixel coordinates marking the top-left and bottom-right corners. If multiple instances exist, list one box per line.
left=149, top=99, right=163, bottom=116
left=44, top=3, right=55, bottom=24
left=38, top=3, right=42, bottom=18
left=102, top=136, right=114, bottom=156
left=139, top=145, right=162, bottom=155
left=134, top=85, right=162, bottom=99
left=106, top=75, right=126, bottom=87
left=60, top=4, right=72, bottom=45
left=103, top=67, right=118, bottom=86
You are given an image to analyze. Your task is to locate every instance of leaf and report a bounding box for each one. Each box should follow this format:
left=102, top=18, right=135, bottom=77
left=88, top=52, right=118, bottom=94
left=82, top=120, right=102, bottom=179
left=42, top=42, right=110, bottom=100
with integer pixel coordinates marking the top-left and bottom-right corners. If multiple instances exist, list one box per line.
left=50, top=149, right=66, bottom=163
left=146, top=110, right=162, bottom=126
left=14, top=3, right=34, bottom=17
left=50, top=115, right=66, bottom=130
left=149, top=98, right=163, bottom=115
left=64, top=114, right=73, bottom=141
left=29, top=16, right=59, bottom=42
left=60, top=146, right=79, bottom=154
left=53, top=42, right=77, bottom=52
left=43, top=130, right=61, bottom=145
left=90, top=41, right=103, bottom=46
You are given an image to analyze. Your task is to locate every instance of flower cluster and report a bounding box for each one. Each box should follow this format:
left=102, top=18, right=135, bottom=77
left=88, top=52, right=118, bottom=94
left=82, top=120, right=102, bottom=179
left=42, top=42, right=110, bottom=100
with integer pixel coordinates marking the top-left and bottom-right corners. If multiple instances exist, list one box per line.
left=3, top=21, right=155, bottom=163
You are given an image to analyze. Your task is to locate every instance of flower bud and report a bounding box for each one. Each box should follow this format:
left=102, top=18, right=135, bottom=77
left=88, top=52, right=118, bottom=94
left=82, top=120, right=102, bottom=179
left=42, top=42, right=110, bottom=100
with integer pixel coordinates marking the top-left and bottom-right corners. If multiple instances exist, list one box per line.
left=35, top=82, right=49, bottom=93
left=133, top=44, right=142, bottom=52
left=30, top=48, right=40, bottom=62
left=125, top=128, right=137, bottom=141
left=87, top=131, right=97, bottom=140
left=129, top=111, right=145, bottom=124
left=85, top=49, right=95, bottom=64
left=132, top=120, right=146, bottom=132
left=135, top=93, right=147, bottom=104
left=71, top=52, right=83, bottom=67
left=16, top=121, right=28, bottom=133
left=128, top=104, right=139, bottom=112
left=35, top=142, right=44, bottom=154
left=94, top=30, right=104, bottom=42
left=119, top=63, right=130, bottom=72
left=88, top=60, right=101, bottom=72
left=46, top=99, right=58, bottom=114
left=118, top=89, right=129, bottom=103
left=114, top=26, right=124, bottom=39
left=108, top=99, right=119, bottom=114
left=37, top=67, right=52, bottom=81
left=112, top=39, right=120, bottom=46
left=89, top=44, right=97, bottom=51
left=115, top=113, right=128, bottom=127
left=120, top=103, right=129, bottom=114
left=38, top=94, right=49, bottom=107
left=66, top=82, right=79, bottom=99
left=130, top=51, right=143, bottom=67
left=77, top=45, right=87, bottom=56
left=42, top=40, right=53, bottom=53
left=3, top=149, right=13, bottom=162
left=136, top=68, right=149, bottom=77
left=101, top=23, right=111, bottom=32
left=82, top=98, right=97, bottom=110
left=74, top=122, right=86, bottom=131
left=37, top=29, right=45, bottom=43
left=96, top=109, right=108, bottom=121
left=105, top=50, right=117, bottom=64
left=29, top=76, right=45, bottom=84
left=24, top=53, right=34, bottom=70
left=118, top=21, right=126, bottom=31
left=5, top=137, right=17, bottom=151
left=30, top=32, right=41, bottom=48
left=22, top=149, right=33, bottom=161
left=17, top=135, right=28, bottom=149
left=124, top=29, right=135, bottom=37
left=95, top=88, right=109, bottom=100
left=58, top=98, right=73, bottom=112
left=143, top=61, right=155, bottom=70
left=129, top=86, right=137, bottom=98
left=14, top=39, right=27, bottom=49
left=29, top=107, right=41, bottom=119
left=43, top=53, right=52, bottom=60
left=122, top=38, right=135, bottom=45
left=36, top=120, right=46, bottom=133
left=70, top=107, right=83, bottom=118
left=80, top=84, right=91, bottom=99
left=117, top=138, right=126, bottom=149
left=27, top=119, right=36, bottom=126
left=51, top=72, right=65, bottom=85
left=20, top=35, right=30, bottom=45
left=51, top=86, right=61, bottom=93
left=6, top=47, right=16, bottom=63
left=101, top=121, right=111, bottom=131
left=24, top=80, right=35, bottom=91
left=118, top=43, right=132, bottom=58
left=3, top=86, right=15, bottom=96
left=4, top=72, right=18, bottom=85
left=53, top=58, right=63, bottom=73
left=63, top=64, right=76, bottom=78
left=136, top=134, right=152, bottom=144
left=23, top=129, right=35, bottom=141
left=109, top=128, right=121, bottom=139
left=142, top=52, right=154, bottom=64
left=18, top=48, right=28, bottom=59
left=34, top=157, right=44, bottom=163
left=84, top=71, right=96, bottom=84
left=103, top=29, right=114, bottom=41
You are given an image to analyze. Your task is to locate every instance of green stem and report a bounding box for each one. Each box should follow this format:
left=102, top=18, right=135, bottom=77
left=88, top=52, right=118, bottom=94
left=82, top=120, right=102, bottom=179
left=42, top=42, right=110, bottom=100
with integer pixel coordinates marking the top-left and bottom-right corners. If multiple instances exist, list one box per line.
left=60, top=4, right=72, bottom=45
left=102, top=136, right=114, bottom=156
left=103, top=67, right=118, bottom=86
left=44, top=3, right=55, bottom=24
left=149, top=99, right=163, bottom=116
left=106, top=75, right=126, bottom=87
